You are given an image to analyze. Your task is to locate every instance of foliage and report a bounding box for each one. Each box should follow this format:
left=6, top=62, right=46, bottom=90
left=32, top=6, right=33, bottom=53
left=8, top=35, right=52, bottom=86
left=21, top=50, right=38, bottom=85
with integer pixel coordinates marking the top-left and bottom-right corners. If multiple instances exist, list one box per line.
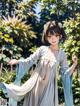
left=0, top=15, right=36, bottom=47
left=0, top=0, right=17, bottom=16
left=63, top=13, right=80, bottom=65
left=61, top=13, right=80, bottom=105
left=39, top=0, right=80, bottom=23
left=0, top=69, right=16, bottom=83
left=0, top=15, right=36, bottom=71
left=0, top=45, right=22, bottom=64
left=0, top=69, right=16, bottom=99
left=15, top=0, right=44, bottom=47
left=15, top=0, right=38, bottom=25
left=58, top=74, right=80, bottom=105
left=72, top=77, right=80, bottom=105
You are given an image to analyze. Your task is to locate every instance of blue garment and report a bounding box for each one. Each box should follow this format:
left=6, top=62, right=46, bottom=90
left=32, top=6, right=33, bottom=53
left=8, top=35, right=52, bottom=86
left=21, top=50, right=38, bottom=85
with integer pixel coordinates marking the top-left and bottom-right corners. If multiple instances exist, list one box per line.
left=61, top=72, right=73, bottom=106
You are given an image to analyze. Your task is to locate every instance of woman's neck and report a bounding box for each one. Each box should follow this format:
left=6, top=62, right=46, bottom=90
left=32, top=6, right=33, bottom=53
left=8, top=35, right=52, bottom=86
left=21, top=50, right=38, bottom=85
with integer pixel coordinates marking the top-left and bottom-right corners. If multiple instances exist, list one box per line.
left=50, top=45, right=59, bottom=51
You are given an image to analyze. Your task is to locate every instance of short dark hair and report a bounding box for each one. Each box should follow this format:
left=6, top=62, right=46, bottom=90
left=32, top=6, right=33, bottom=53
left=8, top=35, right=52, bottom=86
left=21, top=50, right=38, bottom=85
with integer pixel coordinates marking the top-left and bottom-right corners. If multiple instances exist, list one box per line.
left=42, top=21, right=67, bottom=44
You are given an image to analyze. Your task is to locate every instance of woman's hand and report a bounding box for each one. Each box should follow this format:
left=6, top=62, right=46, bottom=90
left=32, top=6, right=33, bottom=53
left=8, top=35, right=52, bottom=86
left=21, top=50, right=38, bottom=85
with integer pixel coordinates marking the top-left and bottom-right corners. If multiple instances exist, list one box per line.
left=72, top=54, right=78, bottom=66
left=8, top=59, right=19, bottom=65
left=69, top=54, right=78, bottom=75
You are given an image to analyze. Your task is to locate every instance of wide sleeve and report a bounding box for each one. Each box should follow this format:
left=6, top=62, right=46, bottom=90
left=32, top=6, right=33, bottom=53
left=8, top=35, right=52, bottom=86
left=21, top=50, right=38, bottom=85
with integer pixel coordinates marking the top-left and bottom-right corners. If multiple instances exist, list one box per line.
left=0, top=46, right=43, bottom=105
left=60, top=52, right=70, bottom=76
left=60, top=51, right=74, bottom=106
left=14, top=46, right=43, bottom=84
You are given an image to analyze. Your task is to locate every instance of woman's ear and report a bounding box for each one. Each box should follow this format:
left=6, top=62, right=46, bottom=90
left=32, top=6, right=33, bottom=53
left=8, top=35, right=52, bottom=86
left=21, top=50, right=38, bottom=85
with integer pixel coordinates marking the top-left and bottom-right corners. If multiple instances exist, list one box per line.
left=60, top=35, right=62, bottom=39
left=60, top=35, right=62, bottom=40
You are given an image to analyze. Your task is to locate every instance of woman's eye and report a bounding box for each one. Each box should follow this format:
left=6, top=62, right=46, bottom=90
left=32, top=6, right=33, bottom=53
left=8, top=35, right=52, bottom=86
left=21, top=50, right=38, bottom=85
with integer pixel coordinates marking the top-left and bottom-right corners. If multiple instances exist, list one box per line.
left=55, top=35, right=59, bottom=37
left=48, top=36, right=51, bottom=38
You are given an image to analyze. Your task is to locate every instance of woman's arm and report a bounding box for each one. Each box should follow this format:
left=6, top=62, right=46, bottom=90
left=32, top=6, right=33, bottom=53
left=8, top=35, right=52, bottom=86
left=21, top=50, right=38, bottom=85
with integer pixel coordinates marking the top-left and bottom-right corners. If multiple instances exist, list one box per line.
left=8, top=46, right=43, bottom=83
left=60, top=51, right=78, bottom=106
left=60, top=51, right=78, bottom=76
left=8, top=46, right=43, bottom=66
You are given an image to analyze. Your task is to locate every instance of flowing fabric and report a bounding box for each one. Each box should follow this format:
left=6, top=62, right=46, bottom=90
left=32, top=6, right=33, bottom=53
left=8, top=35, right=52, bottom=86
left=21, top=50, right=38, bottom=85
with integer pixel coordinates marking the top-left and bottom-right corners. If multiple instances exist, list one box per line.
left=0, top=46, right=74, bottom=106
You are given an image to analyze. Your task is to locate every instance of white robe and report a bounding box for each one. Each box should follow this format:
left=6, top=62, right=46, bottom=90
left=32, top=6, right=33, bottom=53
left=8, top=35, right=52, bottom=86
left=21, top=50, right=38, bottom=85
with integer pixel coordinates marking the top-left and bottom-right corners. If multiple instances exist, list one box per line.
left=1, top=46, right=73, bottom=106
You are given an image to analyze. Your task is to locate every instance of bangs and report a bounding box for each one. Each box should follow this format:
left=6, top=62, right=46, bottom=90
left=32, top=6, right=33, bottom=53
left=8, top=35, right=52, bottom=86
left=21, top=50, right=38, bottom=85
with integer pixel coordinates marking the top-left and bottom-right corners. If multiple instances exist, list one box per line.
left=46, top=26, right=61, bottom=37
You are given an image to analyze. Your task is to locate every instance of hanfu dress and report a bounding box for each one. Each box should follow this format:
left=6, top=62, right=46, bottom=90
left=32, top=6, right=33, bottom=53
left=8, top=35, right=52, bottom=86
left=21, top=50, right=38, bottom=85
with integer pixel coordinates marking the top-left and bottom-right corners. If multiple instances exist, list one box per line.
left=0, top=46, right=73, bottom=106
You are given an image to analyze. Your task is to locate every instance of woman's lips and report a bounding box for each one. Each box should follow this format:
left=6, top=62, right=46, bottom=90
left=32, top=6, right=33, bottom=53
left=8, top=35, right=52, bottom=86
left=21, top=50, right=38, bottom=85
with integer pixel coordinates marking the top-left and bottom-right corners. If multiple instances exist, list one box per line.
left=52, top=41, right=56, bottom=43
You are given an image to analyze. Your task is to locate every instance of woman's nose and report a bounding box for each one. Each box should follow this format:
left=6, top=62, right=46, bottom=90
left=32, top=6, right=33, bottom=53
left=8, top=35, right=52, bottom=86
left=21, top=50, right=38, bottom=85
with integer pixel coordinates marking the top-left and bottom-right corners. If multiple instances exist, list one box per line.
left=52, top=36, right=56, bottom=40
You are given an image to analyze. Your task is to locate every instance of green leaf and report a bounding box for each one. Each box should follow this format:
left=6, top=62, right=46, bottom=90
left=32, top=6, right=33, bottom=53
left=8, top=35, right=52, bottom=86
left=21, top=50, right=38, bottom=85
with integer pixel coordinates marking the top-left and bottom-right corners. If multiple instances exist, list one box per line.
left=4, top=34, right=10, bottom=38
left=3, top=57, right=10, bottom=62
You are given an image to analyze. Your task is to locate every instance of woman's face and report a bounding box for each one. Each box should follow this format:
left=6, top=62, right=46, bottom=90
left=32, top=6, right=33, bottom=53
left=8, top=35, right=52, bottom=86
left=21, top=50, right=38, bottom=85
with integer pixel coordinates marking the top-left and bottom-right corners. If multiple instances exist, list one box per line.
left=47, top=34, right=60, bottom=46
